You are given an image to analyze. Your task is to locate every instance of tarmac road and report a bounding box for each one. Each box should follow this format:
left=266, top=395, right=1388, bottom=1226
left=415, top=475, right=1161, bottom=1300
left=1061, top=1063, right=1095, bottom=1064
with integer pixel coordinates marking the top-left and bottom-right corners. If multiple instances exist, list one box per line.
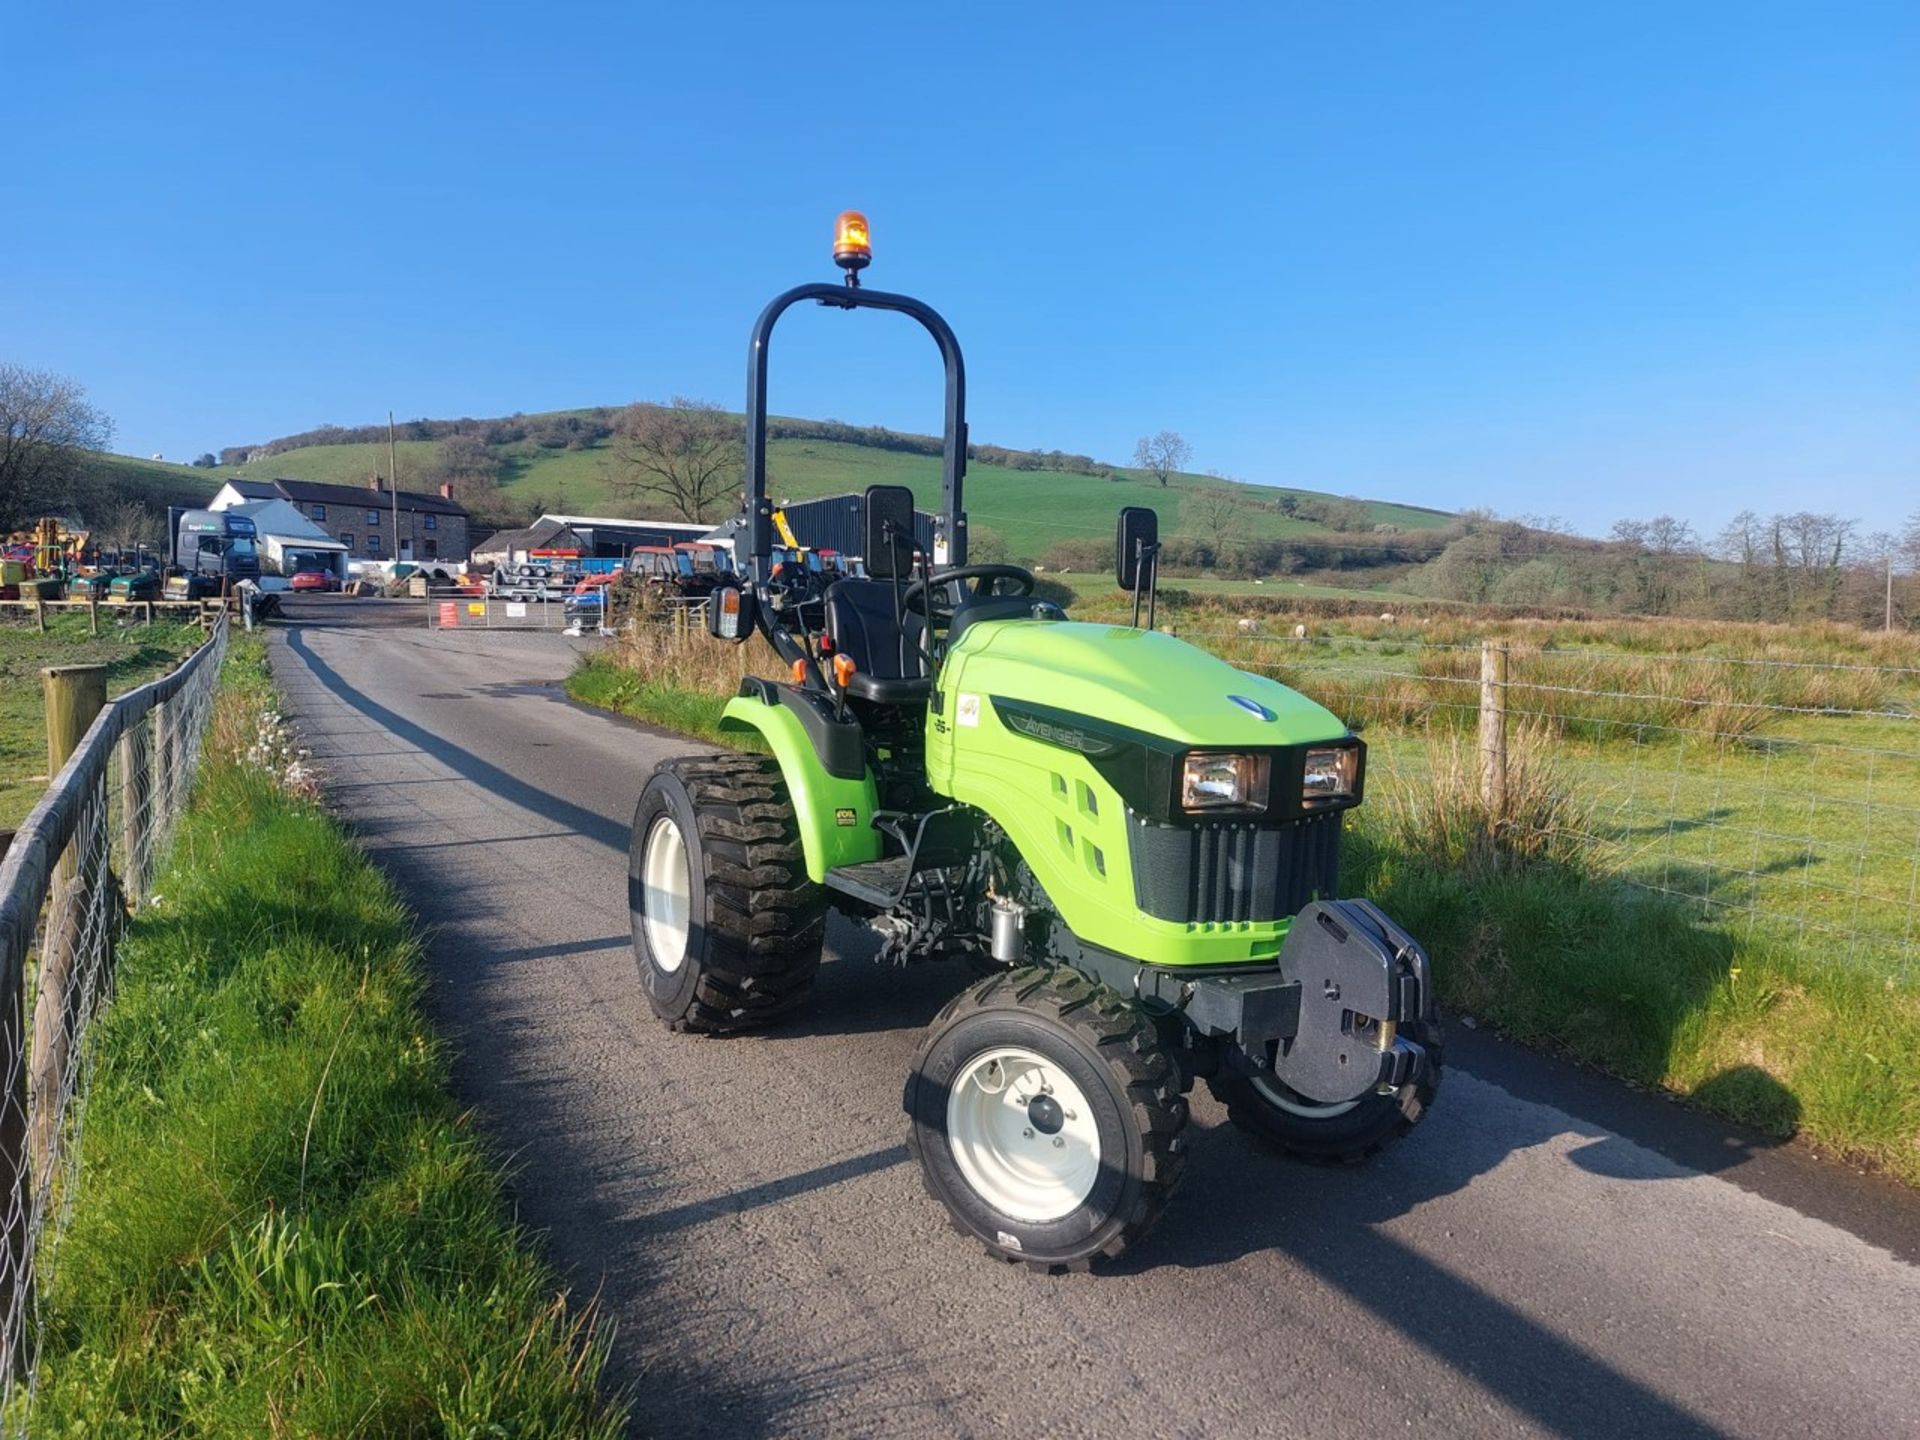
left=269, top=598, right=1920, bottom=1440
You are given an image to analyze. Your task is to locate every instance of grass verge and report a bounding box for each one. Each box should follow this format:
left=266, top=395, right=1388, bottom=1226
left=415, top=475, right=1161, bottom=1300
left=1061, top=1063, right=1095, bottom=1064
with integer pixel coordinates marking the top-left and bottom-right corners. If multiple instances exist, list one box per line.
left=1346, top=772, right=1920, bottom=1183
left=34, top=634, right=627, bottom=1435
left=569, top=653, right=741, bottom=747
left=568, top=641, right=1919, bottom=1186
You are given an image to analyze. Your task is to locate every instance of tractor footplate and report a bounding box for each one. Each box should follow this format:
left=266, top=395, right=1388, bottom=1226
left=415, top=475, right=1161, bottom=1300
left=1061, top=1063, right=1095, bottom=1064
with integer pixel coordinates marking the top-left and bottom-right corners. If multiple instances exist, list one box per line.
left=823, top=807, right=977, bottom=911
left=824, top=857, right=913, bottom=908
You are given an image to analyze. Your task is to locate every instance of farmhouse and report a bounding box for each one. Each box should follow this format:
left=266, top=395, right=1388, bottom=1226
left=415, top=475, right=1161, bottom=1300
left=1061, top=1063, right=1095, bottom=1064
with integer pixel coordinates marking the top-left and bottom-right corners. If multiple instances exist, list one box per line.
left=209, top=477, right=471, bottom=562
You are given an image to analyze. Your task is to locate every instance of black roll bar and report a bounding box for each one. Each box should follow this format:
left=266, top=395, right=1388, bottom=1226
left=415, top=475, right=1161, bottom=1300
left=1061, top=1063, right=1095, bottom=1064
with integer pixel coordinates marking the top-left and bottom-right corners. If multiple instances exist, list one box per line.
left=742, top=283, right=968, bottom=582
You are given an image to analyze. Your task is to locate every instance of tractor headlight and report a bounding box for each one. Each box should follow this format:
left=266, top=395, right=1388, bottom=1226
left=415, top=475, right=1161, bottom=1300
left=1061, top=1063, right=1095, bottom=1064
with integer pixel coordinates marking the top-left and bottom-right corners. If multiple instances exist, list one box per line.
left=1302, top=744, right=1360, bottom=804
left=1180, top=753, right=1269, bottom=813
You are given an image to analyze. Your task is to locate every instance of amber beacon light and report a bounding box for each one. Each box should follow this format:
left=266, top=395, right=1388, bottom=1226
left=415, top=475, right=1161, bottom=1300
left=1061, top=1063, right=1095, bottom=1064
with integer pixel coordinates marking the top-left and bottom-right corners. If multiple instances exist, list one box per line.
left=833, top=210, right=872, bottom=281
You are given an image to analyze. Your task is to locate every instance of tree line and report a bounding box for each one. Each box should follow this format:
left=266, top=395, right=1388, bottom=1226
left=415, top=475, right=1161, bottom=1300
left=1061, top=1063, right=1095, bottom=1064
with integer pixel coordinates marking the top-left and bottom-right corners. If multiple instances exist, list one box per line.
left=1409, top=510, right=1920, bottom=625
left=219, top=408, right=1130, bottom=481
left=1034, top=484, right=1919, bottom=629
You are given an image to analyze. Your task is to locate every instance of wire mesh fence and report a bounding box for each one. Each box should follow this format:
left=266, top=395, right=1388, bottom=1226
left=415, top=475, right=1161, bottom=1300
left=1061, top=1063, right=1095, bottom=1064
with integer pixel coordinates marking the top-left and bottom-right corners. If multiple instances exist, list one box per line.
left=1173, top=625, right=1920, bottom=978
left=0, top=613, right=227, bottom=1426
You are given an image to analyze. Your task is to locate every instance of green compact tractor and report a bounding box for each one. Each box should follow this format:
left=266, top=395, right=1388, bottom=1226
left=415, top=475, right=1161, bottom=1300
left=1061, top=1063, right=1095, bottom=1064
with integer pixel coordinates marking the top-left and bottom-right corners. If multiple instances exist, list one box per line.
left=629, top=214, right=1441, bottom=1270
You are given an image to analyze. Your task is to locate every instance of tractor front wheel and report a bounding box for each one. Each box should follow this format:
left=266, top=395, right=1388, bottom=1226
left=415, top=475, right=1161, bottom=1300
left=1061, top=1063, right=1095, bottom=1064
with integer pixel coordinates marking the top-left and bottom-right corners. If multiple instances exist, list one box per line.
left=629, top=754, right=824, bottom=1033
left=905, top=967, right=1187, bottom=1272
left=1209, top=1020, right=1443, bottom=1164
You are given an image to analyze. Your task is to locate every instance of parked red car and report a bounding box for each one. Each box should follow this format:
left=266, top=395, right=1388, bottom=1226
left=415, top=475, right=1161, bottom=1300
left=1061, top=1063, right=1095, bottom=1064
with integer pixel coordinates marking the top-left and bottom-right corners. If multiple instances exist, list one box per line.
left=289, top=568, right=341, bottom=593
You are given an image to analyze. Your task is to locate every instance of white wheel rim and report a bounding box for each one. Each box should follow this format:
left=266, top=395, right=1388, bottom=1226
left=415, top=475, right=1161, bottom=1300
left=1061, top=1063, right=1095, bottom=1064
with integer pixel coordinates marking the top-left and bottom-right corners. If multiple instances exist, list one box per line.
left=1251, top=1073, right=1363, bottom=1119
left=946, top=1046, right=1100, bottom=1223
left=641, top=816, right=691, bottom=972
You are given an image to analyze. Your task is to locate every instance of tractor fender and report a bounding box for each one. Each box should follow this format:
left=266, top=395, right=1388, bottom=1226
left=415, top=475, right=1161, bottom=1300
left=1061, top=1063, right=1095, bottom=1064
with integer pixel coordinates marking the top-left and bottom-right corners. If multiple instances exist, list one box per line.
left=716, top=692, right=882, bottom=882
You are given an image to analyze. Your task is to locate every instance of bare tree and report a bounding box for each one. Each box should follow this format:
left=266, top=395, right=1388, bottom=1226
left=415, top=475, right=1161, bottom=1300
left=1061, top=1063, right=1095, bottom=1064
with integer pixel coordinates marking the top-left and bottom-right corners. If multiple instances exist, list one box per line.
left=1185, top=480, right=1243, bottom=558
left=1770, top=511, right=1854, bottom=617
left=612, top=398, right=742, bottom=523
left=93, top=496, right=162, bottom=553
left=0, top=363, right=113, bottom=527
left=1132, top=430, right=1191, bottom=487
left=1610, top=515, right=1701, bottom=614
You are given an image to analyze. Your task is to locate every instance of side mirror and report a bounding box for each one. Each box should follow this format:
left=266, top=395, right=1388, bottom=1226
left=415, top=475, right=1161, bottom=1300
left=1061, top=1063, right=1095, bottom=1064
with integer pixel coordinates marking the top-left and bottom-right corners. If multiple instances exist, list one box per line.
left=707, top=584, right=755, bottom=643
left=1116, top=506, right=1159, bottom=589
left=863, top=484, right=917, bottom=579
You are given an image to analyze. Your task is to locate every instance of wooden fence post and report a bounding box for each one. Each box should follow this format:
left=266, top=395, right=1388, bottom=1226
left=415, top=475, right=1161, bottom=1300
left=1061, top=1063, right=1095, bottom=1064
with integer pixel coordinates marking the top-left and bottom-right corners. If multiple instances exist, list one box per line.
left=117, top=720, right=151, bottom=904
left=1479, top=640, right=1508, bottom=821
left=40, top=670, right=105, bottom=892
left=28, top=666, right=107, bottom=1183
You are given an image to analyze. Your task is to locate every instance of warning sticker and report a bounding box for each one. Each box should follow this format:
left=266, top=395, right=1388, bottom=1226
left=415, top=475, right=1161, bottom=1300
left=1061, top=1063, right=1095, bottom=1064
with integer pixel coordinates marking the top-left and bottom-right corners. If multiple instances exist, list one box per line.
left=956, top=693, right=981, bottom=728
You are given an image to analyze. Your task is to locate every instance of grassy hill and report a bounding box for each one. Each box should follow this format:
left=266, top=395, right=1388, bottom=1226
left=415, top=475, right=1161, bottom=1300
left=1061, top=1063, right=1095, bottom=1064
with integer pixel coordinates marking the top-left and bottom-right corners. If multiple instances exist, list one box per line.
left=35, top=451, right=218, bottom=533
left=223, top=418, right=1452, bottom=571
left=73, top=452, right=218, bottom=514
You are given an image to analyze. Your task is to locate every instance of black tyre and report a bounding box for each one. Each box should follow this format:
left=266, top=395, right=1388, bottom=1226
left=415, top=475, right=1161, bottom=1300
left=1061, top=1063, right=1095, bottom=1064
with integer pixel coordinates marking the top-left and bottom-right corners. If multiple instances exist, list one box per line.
left=1209, top=1020, right=1443, bottom=1163
left=629, top=753, right=825, bottom=1033
left=905, top=967, right=1187, bottom=1272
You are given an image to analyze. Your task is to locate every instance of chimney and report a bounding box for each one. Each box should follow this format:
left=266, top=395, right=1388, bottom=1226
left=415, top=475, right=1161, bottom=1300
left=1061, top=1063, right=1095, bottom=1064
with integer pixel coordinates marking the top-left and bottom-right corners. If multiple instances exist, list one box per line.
left=439, top=482, right=453, bottom=499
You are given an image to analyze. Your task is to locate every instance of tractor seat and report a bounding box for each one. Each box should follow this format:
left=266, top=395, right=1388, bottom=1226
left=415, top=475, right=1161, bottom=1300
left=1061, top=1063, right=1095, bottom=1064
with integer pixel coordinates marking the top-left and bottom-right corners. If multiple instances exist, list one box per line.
left=824, top=579, right=933, bottom=705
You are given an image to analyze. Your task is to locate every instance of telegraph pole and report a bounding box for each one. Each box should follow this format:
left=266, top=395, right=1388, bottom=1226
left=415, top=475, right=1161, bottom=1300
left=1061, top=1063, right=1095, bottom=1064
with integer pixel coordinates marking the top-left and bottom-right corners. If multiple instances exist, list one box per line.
left=388, top=411, right=400, bottom=560
left=1888, top=552, right=1896, bottom=633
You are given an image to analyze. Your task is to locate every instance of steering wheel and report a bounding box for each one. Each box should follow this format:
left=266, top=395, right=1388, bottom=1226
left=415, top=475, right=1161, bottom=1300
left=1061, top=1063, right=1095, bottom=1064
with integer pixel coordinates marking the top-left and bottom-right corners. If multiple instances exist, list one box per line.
left=899, top=564, right=1036, bottom=618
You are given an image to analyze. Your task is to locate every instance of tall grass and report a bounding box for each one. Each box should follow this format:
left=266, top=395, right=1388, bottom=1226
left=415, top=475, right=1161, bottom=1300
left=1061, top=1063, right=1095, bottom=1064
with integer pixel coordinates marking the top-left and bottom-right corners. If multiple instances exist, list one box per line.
left=568, top=597, right=780, bottom=746
left=1371, top=723, right=1601, bottom=872
left=31, top=637, right=627, bottom=1435
left=1197, top=632, right=1903, bottom=741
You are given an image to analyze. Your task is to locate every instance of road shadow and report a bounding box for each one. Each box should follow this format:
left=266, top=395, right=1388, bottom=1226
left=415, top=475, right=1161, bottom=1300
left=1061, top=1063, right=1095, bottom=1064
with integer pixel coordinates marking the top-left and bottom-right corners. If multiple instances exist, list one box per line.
left=282, top=626, right=631, bottom=855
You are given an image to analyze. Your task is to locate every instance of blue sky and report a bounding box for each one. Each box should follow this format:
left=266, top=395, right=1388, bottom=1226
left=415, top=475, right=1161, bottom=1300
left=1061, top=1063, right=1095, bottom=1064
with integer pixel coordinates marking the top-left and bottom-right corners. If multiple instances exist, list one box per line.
left=6, top=1, right=1915, bottom=536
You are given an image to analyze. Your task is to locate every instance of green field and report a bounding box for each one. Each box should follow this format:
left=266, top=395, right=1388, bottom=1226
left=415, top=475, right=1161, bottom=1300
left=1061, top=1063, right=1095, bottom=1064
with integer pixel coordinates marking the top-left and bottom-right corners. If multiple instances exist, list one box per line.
left=0, top=614, right=204, bottom=828
left=226, top=426, right=1452, bottom=562
left=80, top=451, right=218, bottom=508
left=1148, top=619, right=1920, bottom=986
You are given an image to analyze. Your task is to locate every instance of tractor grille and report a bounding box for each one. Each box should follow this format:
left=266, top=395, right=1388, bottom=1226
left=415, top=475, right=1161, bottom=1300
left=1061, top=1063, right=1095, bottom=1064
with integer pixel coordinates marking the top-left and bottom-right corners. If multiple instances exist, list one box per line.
left=1128, top=812, right=1342, bottom=925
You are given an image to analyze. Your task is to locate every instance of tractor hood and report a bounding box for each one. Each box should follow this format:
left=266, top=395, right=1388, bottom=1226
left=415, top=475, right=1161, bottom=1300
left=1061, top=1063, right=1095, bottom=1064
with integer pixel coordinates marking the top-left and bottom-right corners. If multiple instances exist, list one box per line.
left=954, top=620, right=1346, bottom=747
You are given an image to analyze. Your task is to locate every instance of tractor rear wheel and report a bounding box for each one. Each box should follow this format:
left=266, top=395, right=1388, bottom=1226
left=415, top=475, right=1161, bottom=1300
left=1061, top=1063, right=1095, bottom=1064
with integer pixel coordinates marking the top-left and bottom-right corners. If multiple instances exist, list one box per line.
left=629, top=754, right=825, bottom=1033
left=1209, top=1020, right=1443, bottom=1164
left=905, top=966, right=1187, bottom=1271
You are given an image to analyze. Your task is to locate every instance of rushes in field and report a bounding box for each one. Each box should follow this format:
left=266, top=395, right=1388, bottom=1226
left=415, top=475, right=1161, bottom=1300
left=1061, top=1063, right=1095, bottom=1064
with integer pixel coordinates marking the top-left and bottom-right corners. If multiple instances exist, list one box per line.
left=1373, top=721, right=1601, bottom=874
